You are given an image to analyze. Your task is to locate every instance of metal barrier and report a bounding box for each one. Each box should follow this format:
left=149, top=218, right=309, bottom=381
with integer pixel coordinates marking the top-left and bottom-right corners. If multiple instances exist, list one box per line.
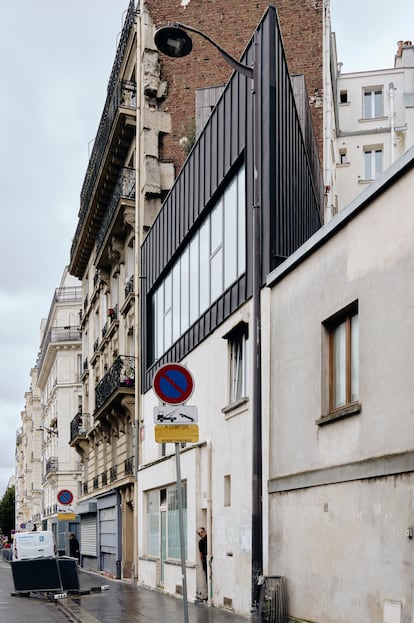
left=258, top=576, right=287, bottom=623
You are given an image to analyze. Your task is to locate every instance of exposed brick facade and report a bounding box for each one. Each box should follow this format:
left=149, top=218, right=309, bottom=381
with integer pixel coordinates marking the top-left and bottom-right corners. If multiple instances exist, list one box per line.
left=145, top=0, right=323, bottom=173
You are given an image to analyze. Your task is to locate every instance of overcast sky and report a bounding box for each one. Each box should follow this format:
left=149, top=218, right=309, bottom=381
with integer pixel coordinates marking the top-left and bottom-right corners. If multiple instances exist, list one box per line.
left=0, top=0, right=413, bottom=499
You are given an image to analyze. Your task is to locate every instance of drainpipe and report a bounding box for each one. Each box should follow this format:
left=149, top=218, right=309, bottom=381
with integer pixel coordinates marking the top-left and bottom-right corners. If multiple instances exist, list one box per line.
left=389, top=82, right=396, bottom=164
left=206, top=440, right=212, bottom=603
left=323, top=0, right=332, bottom=222
left=133, top=0, right=143, bottom=584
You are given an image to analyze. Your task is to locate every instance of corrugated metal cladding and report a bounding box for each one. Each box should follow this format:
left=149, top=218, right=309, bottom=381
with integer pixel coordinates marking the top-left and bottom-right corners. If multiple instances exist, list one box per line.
left=141, top=6, right=322, bottom=391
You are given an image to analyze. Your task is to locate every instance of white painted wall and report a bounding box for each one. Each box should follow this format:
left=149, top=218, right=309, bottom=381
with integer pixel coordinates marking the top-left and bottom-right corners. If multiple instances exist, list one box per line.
left=266, top=163, right=414, bottom=622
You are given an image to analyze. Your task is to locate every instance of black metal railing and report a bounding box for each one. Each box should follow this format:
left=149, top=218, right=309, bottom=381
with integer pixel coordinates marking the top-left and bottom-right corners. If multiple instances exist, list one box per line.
left=95, top=355, right=135, bottom=411
left=70, top=80, right=136, bottom=264
left=96, top=167, right=136, bottom=254
left=110, top=466, right=118, bottom=482
left=93, top=476, right=99, bottom=490
left=102, top=471, right=108, bottom=486
left=70, top=412, right=90, bottom=443
left=124, top=456, right=134, bottom=475
left=125, top=275, right=134, bottom=298
left=38, top=326, right=81, bottom=371
left=45, top=457, right=58, bottom=475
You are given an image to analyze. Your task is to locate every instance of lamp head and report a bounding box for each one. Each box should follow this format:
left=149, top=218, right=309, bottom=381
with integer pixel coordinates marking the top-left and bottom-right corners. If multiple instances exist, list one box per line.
left=154, top=25, right=193, bottom=58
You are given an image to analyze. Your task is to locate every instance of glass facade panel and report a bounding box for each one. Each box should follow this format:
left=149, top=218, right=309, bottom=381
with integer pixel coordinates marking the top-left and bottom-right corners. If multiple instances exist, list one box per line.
left=151, top=166, right=245, bottom=362
left=224, top=177, right=238, bottom=289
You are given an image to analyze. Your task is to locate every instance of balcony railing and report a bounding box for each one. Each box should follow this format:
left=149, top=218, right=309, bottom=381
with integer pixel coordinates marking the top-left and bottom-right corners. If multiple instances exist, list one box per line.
left=38, top=326, right=81, bottom=371
left=70, top=412, right=91, bottom=443
left=96, top=167, right=136, bottom=255
left=124, top=456, right=134, bottom=475
left=102, top=471, right=108, bottom=486
left=70, top=81, right=136, bottom=264
left=95, top=355, right=135, bottom=411
left=110, top=466, right=118, bottom=482
left=125, top=275, right=134, bottom=298
left=45, top=457, right=58, bottom=475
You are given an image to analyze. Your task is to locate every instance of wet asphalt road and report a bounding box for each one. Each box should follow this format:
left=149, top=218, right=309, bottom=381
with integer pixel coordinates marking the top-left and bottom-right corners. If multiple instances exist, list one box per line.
left=1, top=558, right=250, bottom=623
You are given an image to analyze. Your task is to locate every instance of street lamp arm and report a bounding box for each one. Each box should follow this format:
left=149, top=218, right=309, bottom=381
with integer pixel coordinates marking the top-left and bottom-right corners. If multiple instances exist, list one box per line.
left=168, top=22, right=253, bottom=80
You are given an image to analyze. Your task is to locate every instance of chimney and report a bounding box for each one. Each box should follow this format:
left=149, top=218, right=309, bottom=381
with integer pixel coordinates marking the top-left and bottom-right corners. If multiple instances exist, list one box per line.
left=396, top=40, right=403, bottom=56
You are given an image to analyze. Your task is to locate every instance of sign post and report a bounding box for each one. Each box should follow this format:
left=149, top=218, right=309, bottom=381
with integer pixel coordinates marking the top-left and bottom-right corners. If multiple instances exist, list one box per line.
left=152, top=363, right=197, bottom=623
left=57, top=489, right=76, bottom=521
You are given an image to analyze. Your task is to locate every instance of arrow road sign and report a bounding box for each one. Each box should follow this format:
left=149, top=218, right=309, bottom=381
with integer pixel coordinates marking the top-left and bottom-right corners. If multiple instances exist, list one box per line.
left=153, top=363, right=194, bottom=405
left=153, top=405, right=198, bottom=424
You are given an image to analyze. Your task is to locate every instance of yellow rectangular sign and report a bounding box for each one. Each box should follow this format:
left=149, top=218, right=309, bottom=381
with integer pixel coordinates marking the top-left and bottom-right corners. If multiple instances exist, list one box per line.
left=155, top=424, right=199, bottom=443
left=58, top=513, right=77, bottom=521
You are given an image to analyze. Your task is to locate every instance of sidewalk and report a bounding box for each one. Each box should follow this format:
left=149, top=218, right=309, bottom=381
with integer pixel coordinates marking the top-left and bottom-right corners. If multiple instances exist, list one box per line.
left=59, top=568, right=252, bottom=623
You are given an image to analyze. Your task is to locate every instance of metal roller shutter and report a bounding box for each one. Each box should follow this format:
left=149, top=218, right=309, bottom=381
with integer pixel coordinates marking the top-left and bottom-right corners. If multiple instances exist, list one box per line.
left=80, top=515, right=97, bottom=556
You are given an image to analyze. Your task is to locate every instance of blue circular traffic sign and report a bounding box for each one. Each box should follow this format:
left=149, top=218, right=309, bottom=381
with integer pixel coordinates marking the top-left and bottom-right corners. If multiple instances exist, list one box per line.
left=57, top=489, right=74, bottom=505
left=153, top=363, right=194, bottom=405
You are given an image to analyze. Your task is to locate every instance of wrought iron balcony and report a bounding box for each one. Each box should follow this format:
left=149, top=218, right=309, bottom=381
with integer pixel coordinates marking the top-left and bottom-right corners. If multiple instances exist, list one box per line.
left=102, top=471, right=108, bottom=486
left=70, top=412, right=91, bottom=443
left=45, top=457, right=58, bottom=475
left=125, top=275, right=134, bottom=297
left=110, top=466, right=118, bottom=482
left=38, top=326, right=81, bottom=372
left=95, top=355, right=135, bottom=412
left=124, top=456, right=134, bottom=475
left=96, top=167, right=136, bottom=256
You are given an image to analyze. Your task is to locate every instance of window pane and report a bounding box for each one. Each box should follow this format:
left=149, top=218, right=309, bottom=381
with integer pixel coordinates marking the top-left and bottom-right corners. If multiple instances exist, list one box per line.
left=364, top=91, right=372, bottom=118
left=351, top=314, right=359, bottom=401
left=364, top=151, right=372, bottom=179
left=230, top=334, right=245, bottom=402
left=224, top=177, right=238, bottom=289
left=211, top=200, right=223, bottom=254
left=199, top=219, right=210, bottom=314
left=210, top=248, right=223, bottom=303
left=374, top=90, right=383, bottom=116
left=147, top=491, right=159, bottom=556
left=238, top=167, right=246, bottom=275
left=189, top=236, right=199, bottom=325
left=374, top=150, right=383, bottom=178
left=333, top=321, right=346, bottom=408
left=172, top=262, right=180, bottom=342
left=180, top=249, right=189, bottom=333
left=156, top=286, right=164, bottom=359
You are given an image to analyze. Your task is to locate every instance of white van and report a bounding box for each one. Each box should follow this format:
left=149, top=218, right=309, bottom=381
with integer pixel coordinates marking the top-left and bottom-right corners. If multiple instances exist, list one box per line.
left=12, top=531, right=57, bottom=561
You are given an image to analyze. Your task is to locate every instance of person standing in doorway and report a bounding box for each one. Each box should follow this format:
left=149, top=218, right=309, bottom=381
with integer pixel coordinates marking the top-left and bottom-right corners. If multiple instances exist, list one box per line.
left=69, top=532, right=80, bottom=562
left=197, top=527, right=207, bottom=581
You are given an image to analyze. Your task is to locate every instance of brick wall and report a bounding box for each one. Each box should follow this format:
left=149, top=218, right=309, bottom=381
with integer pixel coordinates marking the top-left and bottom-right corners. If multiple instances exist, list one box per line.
left=145, top=0, right=323, bottom=173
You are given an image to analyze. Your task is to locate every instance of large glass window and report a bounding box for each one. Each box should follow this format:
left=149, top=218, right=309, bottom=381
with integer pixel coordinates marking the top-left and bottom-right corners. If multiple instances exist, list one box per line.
left=152, top=166, right=246, bottom=361
left=145, top=484, right=187, bottom=560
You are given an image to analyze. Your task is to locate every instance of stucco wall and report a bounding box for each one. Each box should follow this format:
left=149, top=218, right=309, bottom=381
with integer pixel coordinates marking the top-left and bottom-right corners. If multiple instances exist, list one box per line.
left=266, top=164, right=414, bottom=622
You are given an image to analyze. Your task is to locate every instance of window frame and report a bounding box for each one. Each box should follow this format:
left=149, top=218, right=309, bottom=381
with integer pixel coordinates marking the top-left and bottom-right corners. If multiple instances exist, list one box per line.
left=318, top=302, right=361, bottom=425
left=363, top=86, right=384, bottom=119
left=222, top=321, right=249, bottom=412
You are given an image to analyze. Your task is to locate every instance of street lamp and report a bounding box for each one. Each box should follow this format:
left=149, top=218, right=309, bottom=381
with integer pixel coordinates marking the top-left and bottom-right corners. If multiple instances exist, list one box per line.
left=154, top=22, right=263, bottom=615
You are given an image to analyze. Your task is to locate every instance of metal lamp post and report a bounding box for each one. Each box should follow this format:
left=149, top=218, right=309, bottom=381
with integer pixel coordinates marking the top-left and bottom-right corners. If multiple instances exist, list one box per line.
left=154, top=22, right=263, bottom=615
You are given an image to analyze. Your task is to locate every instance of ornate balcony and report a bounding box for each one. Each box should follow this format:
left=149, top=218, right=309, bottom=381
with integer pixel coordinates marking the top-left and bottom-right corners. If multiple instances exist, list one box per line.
left=70, top=80, right=136, bottom=279
left=69, top=412, right=91, bottom=457
left=94, top=356, right=135, bottom=415
left=95, top=167, right=136, bottom=268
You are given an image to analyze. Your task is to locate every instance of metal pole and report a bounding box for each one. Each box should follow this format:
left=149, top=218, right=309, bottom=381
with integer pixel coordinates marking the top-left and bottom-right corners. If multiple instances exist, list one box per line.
left=175, top=443, right=189, bottom=623
left=251, top=31, right=263, bottom=616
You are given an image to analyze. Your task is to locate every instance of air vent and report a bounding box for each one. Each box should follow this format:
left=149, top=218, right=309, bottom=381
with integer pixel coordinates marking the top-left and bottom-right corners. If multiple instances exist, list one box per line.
left=223, top=596, right=233, bottom=609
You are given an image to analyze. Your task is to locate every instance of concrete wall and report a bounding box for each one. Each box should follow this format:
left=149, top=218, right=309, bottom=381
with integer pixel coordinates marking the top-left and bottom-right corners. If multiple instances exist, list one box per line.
left=266, top=162, right=414, bottom=622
